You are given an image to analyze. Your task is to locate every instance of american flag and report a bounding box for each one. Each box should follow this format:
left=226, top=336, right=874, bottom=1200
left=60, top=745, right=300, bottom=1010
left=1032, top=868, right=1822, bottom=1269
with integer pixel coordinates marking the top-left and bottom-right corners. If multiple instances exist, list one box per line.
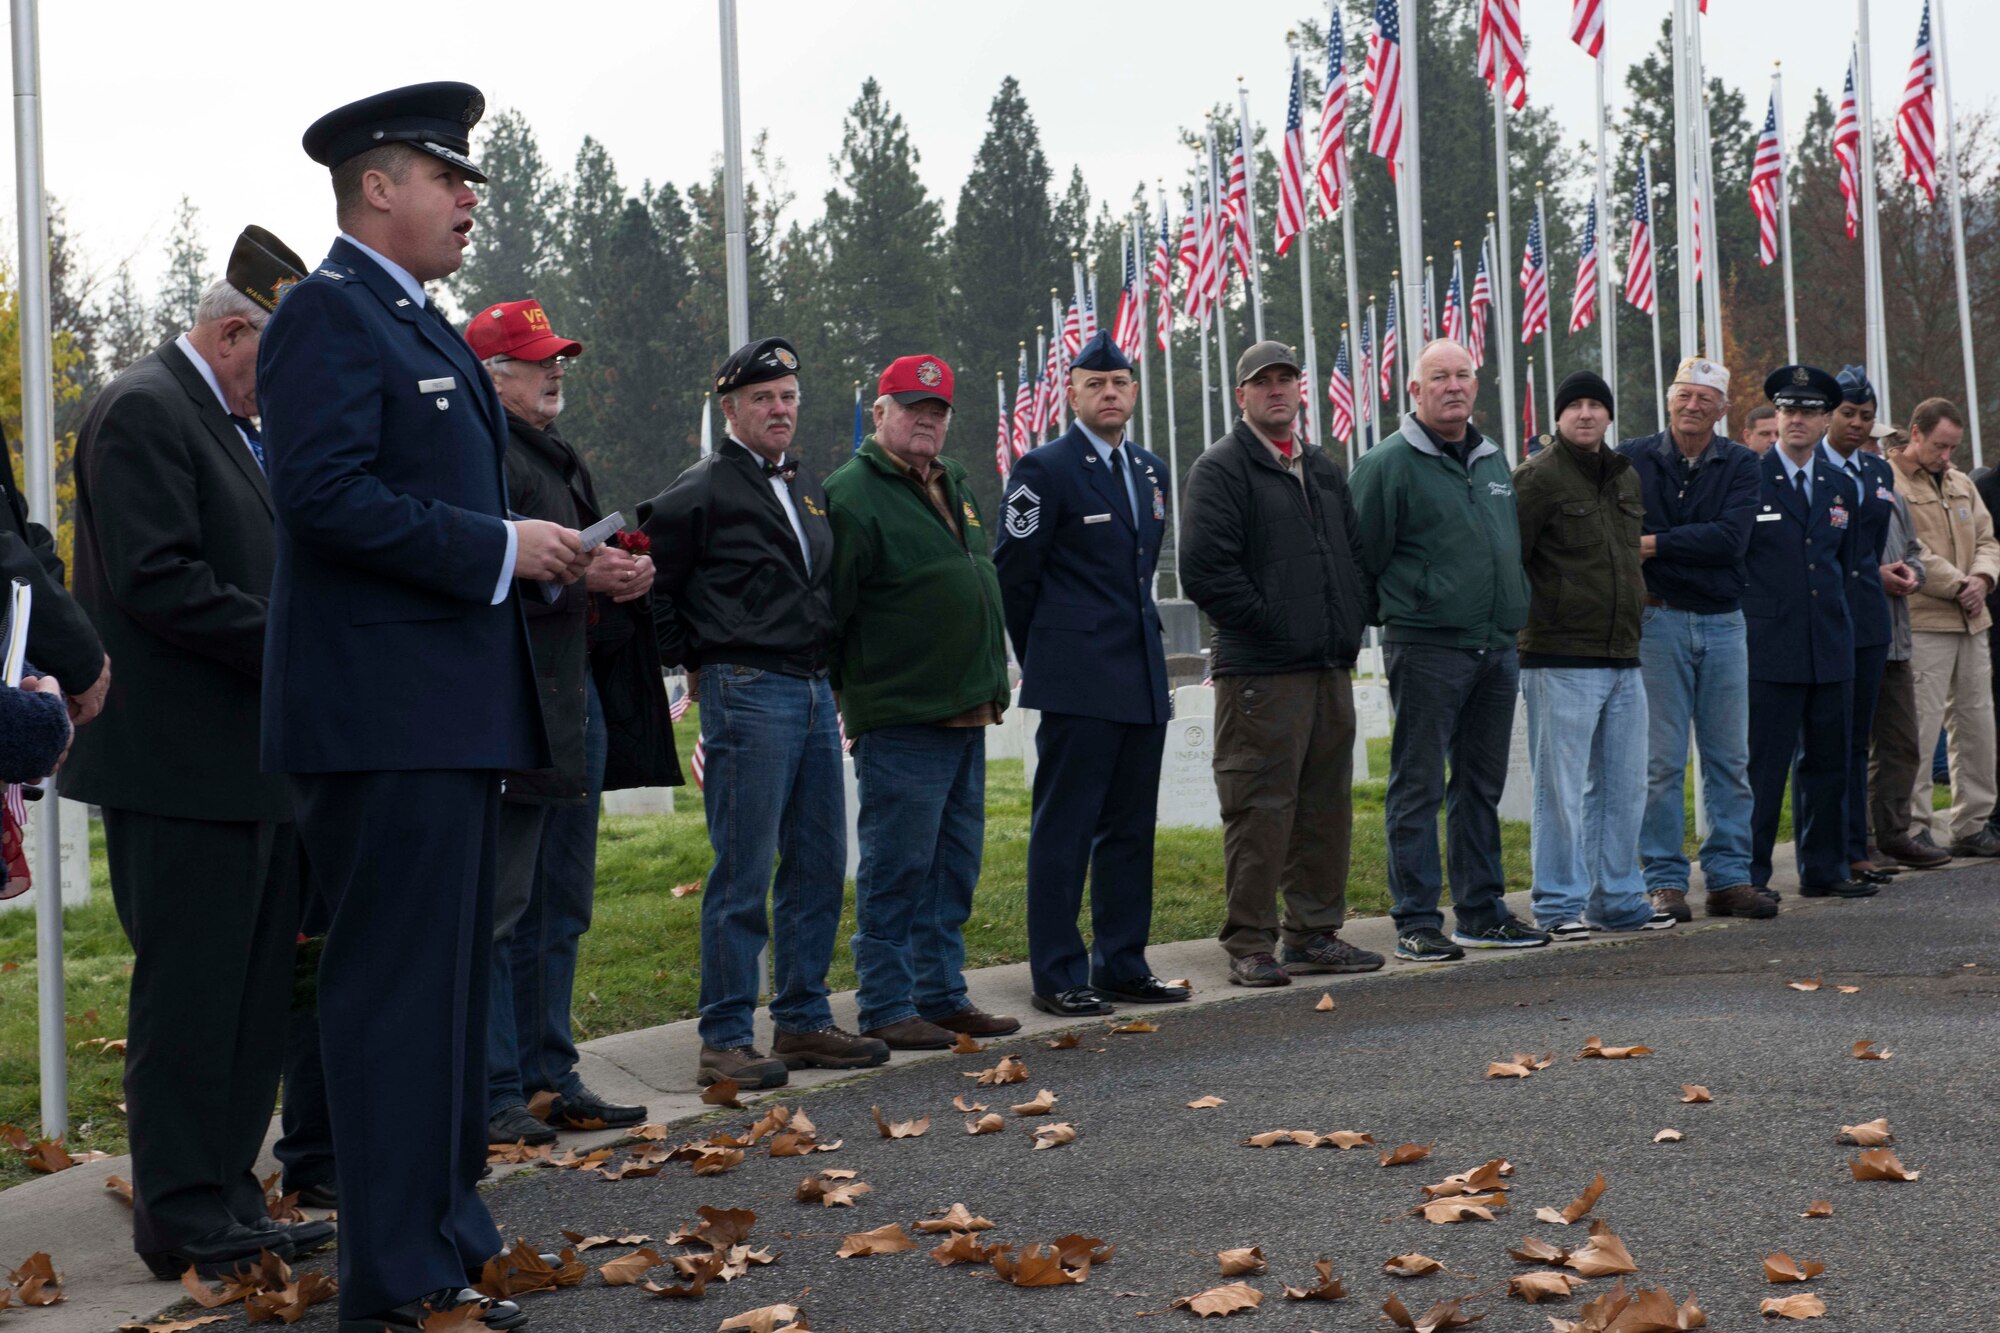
left=1466, top=242, right=1493, bottom=369
left=1197, top=186, right=1225, bottom=320
left=1519, top=209, right=1550, bottom=342
left=1691, top=190, right=1704, bottom=283
left=1624, top=156, right=1657, bottom=315
left=1422, top=257, right=1437, bottom=341
left=1298, top=374, right=1313, bottom=442
left=1898, top=0, right=1938, bottom=203
left=1039, top=333, right=1065, bottom=435
left=1225, top=125, right=1254, bottom=273
left=1328, top=328, right=1356, bottom=443
left=1750, top=92, right=1783, bottom=267
left=1523, top=360, right=1537, bottom=439
left=1834, top=53, right=1862, bottom=240
left=1011, top=349, right=1036, bottom=457
left=1151, top=200, right=1176, bottom=352
left=1358, top=311, right=1375, bottom=425
left=1441, top=250, right=1464, bottom=345
left=1380, top=285, right=1400, bottom=400
left=669, top=686, right=693, bottom=722
left=1081, top=284, right=1099, bottom=341
left=1477, top=0, right=1527, bottom=112
left=994, top=400, right=1011, bottom=478
left=1275, top=52, right=1309, bottom=256
left=1112, top=233, right=1144, bottom=360
left=1177, top=194, right=1206, bottom=326
left=1316, top=2, right=1350, bottom=219
left=1061, top=299, right=1083, bottom=356
left=1365, top=0, right=1404, bottom=172
left=1569, top=0, right=1604, bottom=58
left=689, top=737, right=706, bottom=789
left=1570, top=194, right=1599, bottom=333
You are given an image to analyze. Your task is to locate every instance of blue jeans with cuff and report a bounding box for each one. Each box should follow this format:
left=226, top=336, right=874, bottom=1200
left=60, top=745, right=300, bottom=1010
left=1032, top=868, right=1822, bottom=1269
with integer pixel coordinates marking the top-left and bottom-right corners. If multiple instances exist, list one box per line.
left=1637, top=606, right=1755, bottom=891
left=1522, top=666, right=1653, bottom=929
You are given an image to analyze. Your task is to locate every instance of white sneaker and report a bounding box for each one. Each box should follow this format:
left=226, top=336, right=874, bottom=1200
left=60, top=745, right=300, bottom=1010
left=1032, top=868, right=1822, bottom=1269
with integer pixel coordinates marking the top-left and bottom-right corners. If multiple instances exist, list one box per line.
left=1541, top=919, right=1592, bottom=942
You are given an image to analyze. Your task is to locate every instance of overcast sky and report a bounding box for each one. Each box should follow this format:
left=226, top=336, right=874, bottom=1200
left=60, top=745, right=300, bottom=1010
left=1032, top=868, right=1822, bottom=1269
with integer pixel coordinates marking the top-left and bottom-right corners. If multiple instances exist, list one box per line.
left=1, top=0, right=1993, bottom=304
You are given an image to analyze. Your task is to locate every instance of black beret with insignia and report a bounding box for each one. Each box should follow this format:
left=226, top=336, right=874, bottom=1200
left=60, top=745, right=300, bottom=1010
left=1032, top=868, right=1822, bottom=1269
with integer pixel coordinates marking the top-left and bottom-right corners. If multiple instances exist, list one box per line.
left=715, top=336, right=802, bottom=393
left=303, top=81, right=487, bottom=183
left=1763, top=364, right=1842, bottom=411
left=227, top=226, right=307, bottom=313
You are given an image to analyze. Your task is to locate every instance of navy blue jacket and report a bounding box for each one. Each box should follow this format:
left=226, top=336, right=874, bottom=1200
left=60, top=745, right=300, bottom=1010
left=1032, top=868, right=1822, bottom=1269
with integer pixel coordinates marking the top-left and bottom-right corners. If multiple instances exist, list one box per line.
left=993, top=425, right=1168, bottom=725
left=1617, top=431, right=1761, bottom=613
left=1817, top=440, right=1896, bottom=650
left=1744, top=450, right=1861, bottom=685
left=258, top=238, right=546, bottom=773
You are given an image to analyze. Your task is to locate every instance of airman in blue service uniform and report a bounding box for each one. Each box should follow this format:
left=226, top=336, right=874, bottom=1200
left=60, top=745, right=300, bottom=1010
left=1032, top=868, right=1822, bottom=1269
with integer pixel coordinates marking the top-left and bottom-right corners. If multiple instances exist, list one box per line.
left=263, top=82, right=587, bottom=1332
left=1819, top=366, right=1907, bottom=885
left=1745, top=364, right=1875, bottom=903
left=994, top=330, right=1189, bottom=1017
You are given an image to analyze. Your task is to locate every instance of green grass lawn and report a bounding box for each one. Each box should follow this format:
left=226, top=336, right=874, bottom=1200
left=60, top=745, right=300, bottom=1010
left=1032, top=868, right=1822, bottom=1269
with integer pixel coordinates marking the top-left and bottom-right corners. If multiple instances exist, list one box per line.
left=0, top=714, right=1934, bottom=1189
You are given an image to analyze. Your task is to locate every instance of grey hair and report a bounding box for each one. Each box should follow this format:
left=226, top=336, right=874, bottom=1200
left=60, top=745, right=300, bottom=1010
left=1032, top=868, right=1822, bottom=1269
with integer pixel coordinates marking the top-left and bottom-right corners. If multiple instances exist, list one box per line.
left=194, top=279, right=266, bottom=330
left=482, top=354, right=517, bottom=374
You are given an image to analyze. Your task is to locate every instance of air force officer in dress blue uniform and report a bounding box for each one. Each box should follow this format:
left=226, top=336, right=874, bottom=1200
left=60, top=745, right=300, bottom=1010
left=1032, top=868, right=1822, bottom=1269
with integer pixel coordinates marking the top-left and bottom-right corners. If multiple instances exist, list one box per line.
left=260, top=82, right=588, bottom=1332
left=994, top=331, right=1190, bottom=1018
left=1744, top=365, right=1875, bottom=904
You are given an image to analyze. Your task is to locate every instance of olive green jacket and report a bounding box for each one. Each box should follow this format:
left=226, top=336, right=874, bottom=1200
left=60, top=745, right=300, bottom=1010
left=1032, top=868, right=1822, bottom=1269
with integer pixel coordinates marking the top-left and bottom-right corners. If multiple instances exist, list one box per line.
left=1512, top=436, right=1646, bottom=660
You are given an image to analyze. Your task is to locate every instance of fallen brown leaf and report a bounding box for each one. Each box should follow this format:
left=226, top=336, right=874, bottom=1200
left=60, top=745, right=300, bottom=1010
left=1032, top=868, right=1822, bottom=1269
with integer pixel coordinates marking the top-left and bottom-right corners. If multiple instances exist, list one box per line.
left=1680, top=1085, right=1713, bottom=1104
left=1382, top=1292, right=1484, bottom=1330
left=870, top=1106, right=929, bottom=1139
left=669, top=880, right=701, bottom=898
left=692, top=1205, right=757, bottom=1250
left=1550, top=1283, right=1706, bottom=1331
left=990, top=1242, right=1087, bottom=1286
left=795, top=1172, right=872, bottom=1207
left=691, top=1148, right=745, bottom=1176
left=1536, top=1173, right=1607, bottom=1225
left=1764, top=1253, right=1826, bottom=1283
left=547, top=1146, right=610, bottom=1170
left=717, top=1303, right=806, bottom=1333
left=1216, top=1246, right=1267, bottom=1276
left=1011, top=1089, right=1058, bottom=1116
left=1186, top=1095, right=1226, bottom=1109
left=952, top=1094, right=987, bottom=1113
left=1849, top=1148, right=1920, bottom=1181
left=1109, top=1018, right=1158, bottom=1034
left=1316, top=993, right=1336, bottom=1011
left=1416, top=1200, right=1498, bottom=1224
left=1044, top=1033, right=1081, bottom=1050
left=914, top=1204, right=994, bottom=1233
left=1508, top=1236, right=1571, bottom=1264
left=1654, top=1129, right=1684, bottom=1143
left=105, top=1175, right=134, bottom=1206
left=7, top=1252, right=63, bottom=1306
left=1049, top=1234, right=1115, bottom=1268
left=1836, top=985, right=1860, bottom=994
left=745, top=1104, right=793, bottom=1143
left=1509, top=1270, right=1586, bottom=1303
left=244, top=1270, right=341, bottom=1322
left=630, top=1122, right=669, bottom=1141
left=118, top=1317, right=231, bottom=1332
left=1487, top=1052, right=1555, bottom=1078
left=931, top=1232, right=1000, bottom=1266
left=1171, top=1281, right=1264, bottom=1317
left=1032, top=1122, right=1078, bottom=1150
left=1383, top=1253, right=1446, bottom=1278
left=947, top=1031, right=985, bottom=1054
left=715, top=1246, right=776, bottom=1282
left=836, top=1222, right=914, bottom=1258
left=1850, top=1040, right=1892, bottom=1061
left=1579, top=1036, right=1652, bottom=1059
left=1319, top=1130, right=1375, bottom=1150
left=639, top=1251, right=722, bottom=1299
left=1564, top=1220, right=1638, bottom=1278
left=1787, top=979, right=1823, bottom=992
left=487, top=1141, right=553, bottom=1166
left=1426, top=1160, right=1510, bottom=1195
left=1245, top=1129, right=1322, bottom=1148
left=1759, top=1292, right=1827, bottom=1319
left=702, top=1078, right=745, bottom=1108
left=1836, top=1117, right=1893, bottom=1147
left=1281, top=1257, right=1347, bottom=1301
left=1380, top=1142, right=1435, bottom=1167
left=1801, top=1200, right=1834, bottom=1218
left=181, top=1266, right=257, bottom=1309
left=0, top=1125, right=28, bottom=1151
left=970, top=1055, right=1028, bottom=1086
left=965, top=1113, right=1005, bottom=1135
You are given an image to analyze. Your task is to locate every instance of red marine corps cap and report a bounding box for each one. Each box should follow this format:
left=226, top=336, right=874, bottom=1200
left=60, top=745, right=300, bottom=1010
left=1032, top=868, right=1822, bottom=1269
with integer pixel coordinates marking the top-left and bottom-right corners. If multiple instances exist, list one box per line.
left=465, top=299, right=585, bottom=363
left=878, top=354, right=954, bottom=407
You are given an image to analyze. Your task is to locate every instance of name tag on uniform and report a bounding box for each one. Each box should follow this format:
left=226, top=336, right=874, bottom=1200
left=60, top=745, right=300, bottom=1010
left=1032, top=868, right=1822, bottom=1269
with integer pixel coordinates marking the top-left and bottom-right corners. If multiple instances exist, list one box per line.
left=1084, top=513, right=1113, bottom=524
left=418, top=377, right=457, bottom=393
left=1757, top=512, right=1783, bottom=522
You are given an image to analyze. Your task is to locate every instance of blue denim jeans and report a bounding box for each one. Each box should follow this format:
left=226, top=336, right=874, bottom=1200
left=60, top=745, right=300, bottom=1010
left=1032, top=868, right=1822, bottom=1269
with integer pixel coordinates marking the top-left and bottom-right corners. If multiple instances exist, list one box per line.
left=1382, top=642, right=1522, bottom=935
left=487, top=677, right=607, bottom=1113
left=1637, top=607, right=1754, bottom=891
left=696, top=665, right=844, bottom=1050
left=1522, top=667, right=1652, bottom=929
left=850, top=724, right=985, bottom=1033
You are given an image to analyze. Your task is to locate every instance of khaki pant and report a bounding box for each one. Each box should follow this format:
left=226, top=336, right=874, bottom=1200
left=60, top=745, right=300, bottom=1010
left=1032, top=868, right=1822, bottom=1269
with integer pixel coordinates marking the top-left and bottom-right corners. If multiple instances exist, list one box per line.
left=1212, top=669, right=1355, bottom=959
left=1869, top=657, right=1921, bottom=845
left=1908, top=631, right=1997, bottom=843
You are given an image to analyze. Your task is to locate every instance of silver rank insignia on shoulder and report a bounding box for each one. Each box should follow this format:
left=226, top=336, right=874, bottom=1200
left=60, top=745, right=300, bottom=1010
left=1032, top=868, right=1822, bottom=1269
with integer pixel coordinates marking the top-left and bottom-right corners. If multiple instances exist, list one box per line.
left=1004, top=485, right=1041, bottom=538
left=316, top=268, right=343, bottom=280
left=395, top=298, right=411, bottom=307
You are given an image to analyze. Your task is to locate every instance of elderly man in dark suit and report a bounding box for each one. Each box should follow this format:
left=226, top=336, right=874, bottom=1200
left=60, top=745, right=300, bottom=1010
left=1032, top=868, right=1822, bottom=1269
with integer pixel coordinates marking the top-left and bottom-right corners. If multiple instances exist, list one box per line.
left=63, top=228, right=335, bottom=1279
left=260, top=83, right=587, bottom=1330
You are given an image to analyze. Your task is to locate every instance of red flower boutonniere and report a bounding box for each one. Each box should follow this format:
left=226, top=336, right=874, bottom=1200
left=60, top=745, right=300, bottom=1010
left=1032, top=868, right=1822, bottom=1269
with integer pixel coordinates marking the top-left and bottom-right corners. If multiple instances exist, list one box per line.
left=611, top=530, right=651, bottom=556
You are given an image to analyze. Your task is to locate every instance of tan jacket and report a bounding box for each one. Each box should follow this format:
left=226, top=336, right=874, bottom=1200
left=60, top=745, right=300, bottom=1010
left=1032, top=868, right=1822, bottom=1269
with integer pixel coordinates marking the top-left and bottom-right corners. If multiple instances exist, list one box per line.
left=1894, top=460, right=2000, bottom=634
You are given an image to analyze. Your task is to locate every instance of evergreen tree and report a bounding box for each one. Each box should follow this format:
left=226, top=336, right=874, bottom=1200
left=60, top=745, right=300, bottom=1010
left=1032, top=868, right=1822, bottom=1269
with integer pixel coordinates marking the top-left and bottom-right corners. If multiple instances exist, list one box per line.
left=101, top=261, right=153, bottom=375
left=152, top=196, right=208, bottom=345
left=452, top=107, right=561, bottom=318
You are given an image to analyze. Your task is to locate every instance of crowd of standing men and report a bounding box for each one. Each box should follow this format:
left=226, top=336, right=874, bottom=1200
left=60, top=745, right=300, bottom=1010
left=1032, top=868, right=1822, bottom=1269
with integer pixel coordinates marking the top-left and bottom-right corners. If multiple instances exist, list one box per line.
left=1, top=74, right=1994, bottom=1333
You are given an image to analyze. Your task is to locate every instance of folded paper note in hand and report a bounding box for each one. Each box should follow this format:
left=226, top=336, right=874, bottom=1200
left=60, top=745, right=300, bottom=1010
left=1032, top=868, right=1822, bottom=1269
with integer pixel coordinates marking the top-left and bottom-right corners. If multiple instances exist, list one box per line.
left=578, top=511, right=626, bottom=552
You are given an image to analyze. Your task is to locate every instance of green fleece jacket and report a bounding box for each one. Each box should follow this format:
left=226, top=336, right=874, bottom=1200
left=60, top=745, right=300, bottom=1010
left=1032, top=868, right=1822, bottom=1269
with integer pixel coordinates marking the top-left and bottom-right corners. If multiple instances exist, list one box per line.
left=825, top=438, right=1009, bottom=736
left=1348, top=418, right=1531, bottom=649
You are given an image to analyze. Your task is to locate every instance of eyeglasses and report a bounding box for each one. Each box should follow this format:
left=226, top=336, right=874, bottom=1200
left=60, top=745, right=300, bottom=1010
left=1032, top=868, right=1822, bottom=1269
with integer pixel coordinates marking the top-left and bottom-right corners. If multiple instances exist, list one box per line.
left=526, top=355, right=573, bottom=371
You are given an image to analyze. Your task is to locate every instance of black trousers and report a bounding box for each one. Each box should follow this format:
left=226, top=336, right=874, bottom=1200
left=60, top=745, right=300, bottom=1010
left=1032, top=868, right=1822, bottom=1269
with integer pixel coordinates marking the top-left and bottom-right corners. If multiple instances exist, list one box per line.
left=275, top=876, right=333, bottom=1192
left=104, top=808, right=300, bottom=1254
left=1025, top=713, right=1166, bottom=995
left=291, top=769, right=503, bottom=1319
left=1748, top=679, right=1852, bottom=888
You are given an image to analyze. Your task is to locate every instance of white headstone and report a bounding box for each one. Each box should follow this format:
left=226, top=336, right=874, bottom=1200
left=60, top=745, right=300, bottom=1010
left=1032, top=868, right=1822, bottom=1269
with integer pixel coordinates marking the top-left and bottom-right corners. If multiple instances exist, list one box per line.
left=1173, top=684, right=1215, bottom=719
left=984, top=709, right=1021, bottom=761
left=1351, top=679, right=1393, bottom=741
left=1356, top=644, right=1386, bottom=678
left=1352, top=720, right=1371, bottom=781
left=1018, top=705, right=1042, bottom=791
left=841, top=755, right=862, bottom=882
left=1497, top=689, right=1535, bottom=824
left=1157, top=716, right=1223, bottom=828
left=2, top=797, right=92, bottom=915
left=602, top=786, right=674, bottom=816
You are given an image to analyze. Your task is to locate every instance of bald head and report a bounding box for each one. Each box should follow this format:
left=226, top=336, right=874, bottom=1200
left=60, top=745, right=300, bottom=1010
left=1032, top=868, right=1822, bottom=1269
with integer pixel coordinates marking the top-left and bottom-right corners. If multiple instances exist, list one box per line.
left=1409, top=338, right=1477, bottom=441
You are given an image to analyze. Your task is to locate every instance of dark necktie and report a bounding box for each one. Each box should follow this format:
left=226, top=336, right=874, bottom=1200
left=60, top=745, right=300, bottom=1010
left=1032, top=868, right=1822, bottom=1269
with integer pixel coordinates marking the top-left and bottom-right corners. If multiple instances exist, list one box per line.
left=1107, top=444, right=1137, bottom=525
left=228, top=414, right=266, bottom=473
left=1794, top=468, right=1809, bottom=503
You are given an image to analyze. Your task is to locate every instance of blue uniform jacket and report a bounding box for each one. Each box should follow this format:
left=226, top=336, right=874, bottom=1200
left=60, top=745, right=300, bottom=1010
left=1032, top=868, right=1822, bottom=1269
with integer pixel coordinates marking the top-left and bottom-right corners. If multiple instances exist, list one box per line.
left=1617, top=430, right=1761, bottom=614
left=1744, top=449, right=1861, bottom=686
left=1817, top=440, right=1896, bottom=650
left=993, top=425, right=1169, bottom=725
left=258, top=237, right=546, bottom=773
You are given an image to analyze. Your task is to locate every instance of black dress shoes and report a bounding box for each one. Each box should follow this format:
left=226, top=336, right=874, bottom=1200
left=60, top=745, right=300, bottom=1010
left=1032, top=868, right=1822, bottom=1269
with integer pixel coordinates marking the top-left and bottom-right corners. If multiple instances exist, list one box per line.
left=291, top=1180, right=338, bottom=1210
left=1093, top=974, right=1192, bottom=1004
left=338, top=1287, right=528, bottom=1331
left=487, top=1102, right=558, bottom=1147
left=140, top=1222, right=288, bottom=1280
left=1799, top=879, right=1879, bottom=898
left=553, top=1086, right=648, bottom=1129
left=247, top=1212, right=336, bottom=1255
left=1030, top=987, right=1114, bottom=1017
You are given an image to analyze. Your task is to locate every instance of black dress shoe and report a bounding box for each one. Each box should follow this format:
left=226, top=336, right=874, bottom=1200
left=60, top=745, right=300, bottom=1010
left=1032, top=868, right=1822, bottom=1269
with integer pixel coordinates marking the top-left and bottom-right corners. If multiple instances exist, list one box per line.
left=1853, top=867, right=1894, bottom=886
left=140, top=1222, right=286, bottom=1280
left=1799, top=879, right=1879, bottom=898
left=1030, top=987, right=1114, bottom=1017
left=487, top=1102, right=558, bottom=1147
left=553, top=1085, right=648, bottom=1129
left=1092, top=974, right=1192, bottom=1004
left=291, top=1180, right=338, bottom=1210
left=246, top=1212, right=335, bottom=1255
left=339, top=1286, right=527, bottom=1331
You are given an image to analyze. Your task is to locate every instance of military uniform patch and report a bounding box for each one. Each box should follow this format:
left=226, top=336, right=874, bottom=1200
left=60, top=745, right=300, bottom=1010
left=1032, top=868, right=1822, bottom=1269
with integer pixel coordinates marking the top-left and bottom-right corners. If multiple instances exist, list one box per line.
left=1005, top=485, right=1041, bottom=538
left=1829, top=504, right=1849, bottom=529
left=962, top=499, right=980, bottom=527
left=1152, top=485, right=1165, bottom=520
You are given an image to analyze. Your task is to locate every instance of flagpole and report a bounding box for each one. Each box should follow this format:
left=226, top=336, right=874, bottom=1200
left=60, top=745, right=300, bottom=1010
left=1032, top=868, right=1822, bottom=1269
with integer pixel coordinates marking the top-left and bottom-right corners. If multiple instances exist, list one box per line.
left=1424, top=256, right=1437, bottom=341
left=700, top=391, right=714, bottom=456
left=1299, top=203, right=1322, bottom=453
left=1644, top=136, right=1667, bottom=433
left=1396, top=0, right=1426, bottom=432
left=1368, top=293, right=1383, bottom=440
left=1856, top=0, right=1892, bottom=423
left=1525, top=353, right=1536, bottom=442
left=1156, top=189, right=1184, bottom=580
left=1490, top=214, right=1518, bottom=463
left=1695, top=22, right=1725, bottom=365
left=1594, top=52, right=1618, bottom=404
left=717, top=0, right=750, bottom=347
left=1535, top=182, right=1557, bottom=415
left=1772, top=64, right=1800, bottom=365
left=1669, top=0, right=1699, bottom=362
left=1235, top=77, right=1268, bottom=343
left=1205, top=129, right=1234, bottom=423
left=1035, top=322, right=1049, bottom=443
left=1332, top=34, right=1366, bottom=467
left=1391, top=272, right=1406, bottom=412
left=1049, top=292, right=1067, bottom=438
left=1489, top=76, right=1519, bottom=463
left=1130, top=218, right=1155, bottom=457
left=997, top=371, right=1010, bottom=480
left=1932, top=0, right=1983, bottom=464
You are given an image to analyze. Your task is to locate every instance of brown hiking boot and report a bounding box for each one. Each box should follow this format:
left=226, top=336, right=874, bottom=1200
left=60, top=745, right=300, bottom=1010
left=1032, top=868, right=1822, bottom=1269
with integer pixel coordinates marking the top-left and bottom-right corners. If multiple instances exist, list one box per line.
left=697, top=1045, right=788, bottom=1089
left=862, top=1016, right=956, bottom=1050
left=771, top=1025, right=891, bottom=1070
left=1704, top=883, right=1778, bottom=919
left=930, top=1008, right=1023, bottom=1037
left=1648, top=888, right=1692, bottom=923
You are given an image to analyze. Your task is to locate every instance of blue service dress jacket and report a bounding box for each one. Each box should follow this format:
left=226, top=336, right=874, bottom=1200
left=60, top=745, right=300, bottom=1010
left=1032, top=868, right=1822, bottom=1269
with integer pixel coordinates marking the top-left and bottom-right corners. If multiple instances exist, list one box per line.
left=1816, top=440, right=1897, bottom=651
left=993, top=424, right=1169, bottom=725
left=258, top=237, right=546, bottom=774
left=1743, top=449, right=1861, bottom=687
